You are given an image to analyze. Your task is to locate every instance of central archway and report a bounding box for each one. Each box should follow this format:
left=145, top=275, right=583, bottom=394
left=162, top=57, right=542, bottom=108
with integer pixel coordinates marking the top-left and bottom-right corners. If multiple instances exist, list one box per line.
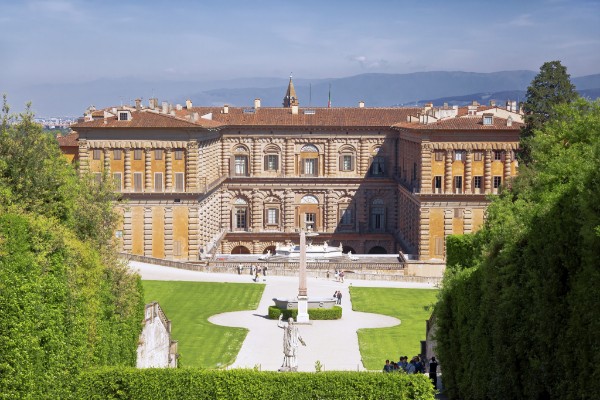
left=231, top=245, right=250, bottom=254
left=368, top=246, right=387, bottom=254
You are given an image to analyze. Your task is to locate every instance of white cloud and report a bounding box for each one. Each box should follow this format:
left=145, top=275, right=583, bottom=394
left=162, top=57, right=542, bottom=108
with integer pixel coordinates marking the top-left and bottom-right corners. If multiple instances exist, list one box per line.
left=508, top=13, right=535, bottom=27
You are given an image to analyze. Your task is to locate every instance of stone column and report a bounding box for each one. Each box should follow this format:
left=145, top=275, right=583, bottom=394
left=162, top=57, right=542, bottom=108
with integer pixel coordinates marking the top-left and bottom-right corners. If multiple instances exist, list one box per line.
left=124, top=148, right=132, bottom=191
left=297, top=230, right=309, bottom=324
left=123, top=207, right=132, bottom=253
left=187, top=141, right=198, bottom=191
left=444, top=148, right=453, bottom=193
left=78, top=140, right=89, bottom=176
left=484, top=149, right=492, bottom=194
left=165, top=148, right=173, bottom=191
left=463, top=209, right=473, bottom=234
left=164, top=207, right=173, bottom=259
left=503, top=149, right=512, bottom=184
left=103, top=148, right=111, bottom=174
left=188, top=207, right=199, bottom=261
left=251, top=190, right=262, bottom=232
left=144, top=148, right=152, bottom=191
left=144, top=206, right=152, bottom=257
left=420, top=144, right=432, bottom=194
left=465, top=150, right=473, bottom=193
left=284, top=189, right=295, bottom=232
left=419, top=208, right=430, bottom=259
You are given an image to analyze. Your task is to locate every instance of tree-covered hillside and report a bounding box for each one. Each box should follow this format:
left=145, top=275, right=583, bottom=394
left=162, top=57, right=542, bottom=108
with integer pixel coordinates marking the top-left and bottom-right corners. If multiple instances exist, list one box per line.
left=0, top=97, right=144, bottom=398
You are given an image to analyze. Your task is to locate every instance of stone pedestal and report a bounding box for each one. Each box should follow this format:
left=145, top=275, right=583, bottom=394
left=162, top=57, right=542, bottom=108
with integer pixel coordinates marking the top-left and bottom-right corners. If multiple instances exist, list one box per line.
left=296, top=296, right=309, bottom=324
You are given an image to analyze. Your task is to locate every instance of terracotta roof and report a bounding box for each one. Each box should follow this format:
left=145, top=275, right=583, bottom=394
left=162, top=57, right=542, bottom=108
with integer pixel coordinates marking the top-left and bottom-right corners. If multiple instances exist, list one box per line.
left=71, top=110, right=223, bottom=129
left=56, top=131, right=79, bottom=146
left=176, top=107, right=420, bottom=128
left=393, top=115, right=523, bottom=131
left=456, top=105, right=493, bottom=116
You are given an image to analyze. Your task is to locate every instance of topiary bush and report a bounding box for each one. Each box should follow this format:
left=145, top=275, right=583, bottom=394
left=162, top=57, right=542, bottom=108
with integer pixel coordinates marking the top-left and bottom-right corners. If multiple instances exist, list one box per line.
left=268, top=306, right=342, bottom=320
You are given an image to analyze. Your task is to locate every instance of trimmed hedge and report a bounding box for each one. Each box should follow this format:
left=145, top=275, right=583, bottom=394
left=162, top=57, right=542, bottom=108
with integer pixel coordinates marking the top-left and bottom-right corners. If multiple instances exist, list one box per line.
left=268, top=305, right=343, bottom=320
left=77, top=367, right=435, bottom=400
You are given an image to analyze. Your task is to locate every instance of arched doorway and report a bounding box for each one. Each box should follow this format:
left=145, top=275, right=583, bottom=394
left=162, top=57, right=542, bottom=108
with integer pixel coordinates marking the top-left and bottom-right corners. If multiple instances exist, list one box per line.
left=231, top=246, right=250, bottom=254
left=263, top=245, right=276, bottom=254
left=368, top=246, right=387, bottom=254
left=342, top=246, right=356, bottom=254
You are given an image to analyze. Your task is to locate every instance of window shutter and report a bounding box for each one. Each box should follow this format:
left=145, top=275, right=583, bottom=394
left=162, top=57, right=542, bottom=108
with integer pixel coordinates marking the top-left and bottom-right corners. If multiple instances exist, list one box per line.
left=264, top=155, right=268, bottom=171
left=339, top=155, right=343, bottom=171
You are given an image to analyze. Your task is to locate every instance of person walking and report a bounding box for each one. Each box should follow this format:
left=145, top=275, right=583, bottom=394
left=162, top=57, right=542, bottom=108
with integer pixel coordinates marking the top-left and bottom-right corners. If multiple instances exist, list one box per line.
left=428, top=357, right=439, bottom=389
left=336, top=290, right=342, bottom=305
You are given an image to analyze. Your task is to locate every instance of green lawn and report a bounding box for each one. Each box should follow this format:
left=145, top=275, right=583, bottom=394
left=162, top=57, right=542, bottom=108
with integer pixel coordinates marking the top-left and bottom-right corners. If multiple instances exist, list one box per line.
left=350, top=287, right=438, bottom=370
left=142, top=281, right=264, bottom=368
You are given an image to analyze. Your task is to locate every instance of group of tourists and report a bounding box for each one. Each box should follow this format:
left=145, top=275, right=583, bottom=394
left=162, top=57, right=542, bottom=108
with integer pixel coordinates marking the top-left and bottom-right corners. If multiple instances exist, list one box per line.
left=236, top=264, right=268, bottom=282
left=383, top=355, right=439, bottom=388
left=334, top=269, right=345, bottom=282
left=332, top=290, right=343, bottom=305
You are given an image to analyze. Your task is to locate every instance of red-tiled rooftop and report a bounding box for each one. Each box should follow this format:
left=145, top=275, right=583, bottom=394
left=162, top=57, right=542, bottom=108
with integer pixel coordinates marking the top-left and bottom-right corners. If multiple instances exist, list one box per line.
left=177, top=107, right=420, bottom=128
left=72, top=110, right=223, bottom=129
left=393, top=116, right=523, bottom=131
left=56, top=131, right=79, bottom=146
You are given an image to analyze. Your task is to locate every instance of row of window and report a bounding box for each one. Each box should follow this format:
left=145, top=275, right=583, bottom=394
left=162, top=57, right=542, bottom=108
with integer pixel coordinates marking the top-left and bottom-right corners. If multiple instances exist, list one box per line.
left=92, top=149, right=185, bottom=161
left=232, top=154, right=385, bottom=176
left=433, top=175, right=502, bottom=190
left=95, top=172, right=185, bottom=192
left=434, top=150, right=509, bottom=162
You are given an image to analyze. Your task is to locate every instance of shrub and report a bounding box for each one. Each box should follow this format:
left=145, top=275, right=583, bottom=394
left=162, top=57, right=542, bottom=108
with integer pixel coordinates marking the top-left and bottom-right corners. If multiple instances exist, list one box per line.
left=268, top=306, right=342, bottom=320
left=77, top=367, right=435, bottom=400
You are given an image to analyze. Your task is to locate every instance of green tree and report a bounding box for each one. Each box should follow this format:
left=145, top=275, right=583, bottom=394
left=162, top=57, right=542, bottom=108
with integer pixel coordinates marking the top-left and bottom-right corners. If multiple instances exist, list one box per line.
left=520, top=60, right=578, bottom=164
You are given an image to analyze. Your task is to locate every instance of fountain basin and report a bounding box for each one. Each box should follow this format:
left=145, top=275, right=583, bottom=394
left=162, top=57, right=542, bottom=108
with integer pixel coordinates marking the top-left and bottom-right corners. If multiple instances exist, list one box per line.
left=272, top=297, right=337, bottom=310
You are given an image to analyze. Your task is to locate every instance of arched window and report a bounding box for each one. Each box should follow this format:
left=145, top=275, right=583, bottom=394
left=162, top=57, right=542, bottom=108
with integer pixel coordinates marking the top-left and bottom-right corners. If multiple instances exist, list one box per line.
left=263, top=144, right=280, bottom=172
left=300, top=144, right=319, bottom=176
left=370, top=198, right=385, bottom=231
left=232, top=146, right=249, bottom=176
left=338, top=145, right=356, bottom=172
left=370, top=147, right=385, bottom=176
left=232, top=198, right=248, bottom=230
left=264, top=196, right=281, bottom=229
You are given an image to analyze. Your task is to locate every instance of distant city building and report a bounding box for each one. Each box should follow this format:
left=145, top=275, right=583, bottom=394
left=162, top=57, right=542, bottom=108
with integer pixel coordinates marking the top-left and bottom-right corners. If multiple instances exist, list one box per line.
left=61, top=78, right=523, bottom=274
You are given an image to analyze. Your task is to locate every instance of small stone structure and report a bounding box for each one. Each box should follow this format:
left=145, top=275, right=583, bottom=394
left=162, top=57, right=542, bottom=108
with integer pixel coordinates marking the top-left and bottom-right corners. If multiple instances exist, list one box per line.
left=137, top=302, right=178, bottom=368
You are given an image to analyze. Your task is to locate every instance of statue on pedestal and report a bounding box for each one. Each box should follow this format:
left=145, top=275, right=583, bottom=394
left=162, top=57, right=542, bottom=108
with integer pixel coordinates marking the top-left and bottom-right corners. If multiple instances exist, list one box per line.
left=277, top=315, right=306, bottom=371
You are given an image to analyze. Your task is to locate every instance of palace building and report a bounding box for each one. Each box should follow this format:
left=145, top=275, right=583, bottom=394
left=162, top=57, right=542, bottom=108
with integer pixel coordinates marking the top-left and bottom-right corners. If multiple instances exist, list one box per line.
left=62, top=77, right=522, bottom=273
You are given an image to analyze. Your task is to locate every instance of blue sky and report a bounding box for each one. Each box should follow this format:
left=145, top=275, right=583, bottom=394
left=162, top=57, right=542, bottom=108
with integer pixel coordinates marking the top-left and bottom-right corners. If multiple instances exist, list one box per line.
left=0, top=0, right=599, bottom=88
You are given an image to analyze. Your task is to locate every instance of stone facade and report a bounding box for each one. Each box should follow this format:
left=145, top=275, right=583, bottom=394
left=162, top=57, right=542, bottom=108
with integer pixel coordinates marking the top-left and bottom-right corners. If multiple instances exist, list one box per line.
left=68, top=94, right=522, bottom=268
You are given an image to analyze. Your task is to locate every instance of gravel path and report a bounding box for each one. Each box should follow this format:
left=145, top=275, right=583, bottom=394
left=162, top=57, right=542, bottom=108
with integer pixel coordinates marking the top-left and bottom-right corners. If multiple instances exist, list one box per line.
left=130, top=261, right=435, bottom=372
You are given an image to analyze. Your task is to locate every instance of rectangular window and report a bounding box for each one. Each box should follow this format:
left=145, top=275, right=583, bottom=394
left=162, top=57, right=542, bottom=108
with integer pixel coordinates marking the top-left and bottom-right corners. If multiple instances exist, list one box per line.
left=454, top=151, right=464, bottom=161
left=264, top=154, right=278, bottom=171
left=494, top=151, right=504, bottom=161
left=370, top=156, right=385, bottom=176
left=305, top=213, right=316, bottom=231
left=340, top=154, right=353, bottom=171
left=372, top=208, right=385, bottom=230
left=134, top=149, right=142, bottom=160
left=434, top=151, right=443, bottom=162
left=154, top=172, right=163, bottom=192
left=235, top=209, right=247, bottom=229
left=474, top=176, right=482, bottom=189
left=119, top=112, right=128, bottom=121
left=93, top=149, right=101, bottom=160
left=340, top=208, right=353, bottom=225
left=266, top=208, right=279, bottom=225
left=493, top=176, right=502, bottom=188
left=113, top=149, right=122, bottom=160
left=155, top=149, right=163, bottom=160
left=113, top=172, right=122, bottom=192
left=175, top=173, right=185, bottom=192
left=175, top=149, right=184, bottom=160
left=474, top=151, right=482, bottom=161
left=434, top=176, right=442, bottom=189
left=455, top=176, right=463, bottom=189
left=134, top=173, right=143, bottom=192
left=234, top=156, right=247, bottom=175
left=303, top=158, right=317, bottom=176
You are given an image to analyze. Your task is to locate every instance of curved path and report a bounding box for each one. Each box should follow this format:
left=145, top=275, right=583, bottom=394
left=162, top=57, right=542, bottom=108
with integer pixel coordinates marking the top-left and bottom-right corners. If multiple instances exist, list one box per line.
left=130, top=261, right=435, bottom=372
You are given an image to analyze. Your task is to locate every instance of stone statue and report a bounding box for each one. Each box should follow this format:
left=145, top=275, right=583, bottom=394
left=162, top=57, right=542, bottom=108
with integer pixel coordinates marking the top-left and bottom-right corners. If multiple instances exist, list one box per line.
left=323, top=240, right=328, bottom=248
left=277, top=315, right=306, bottom=371
left=339, top=242, right=343, bottom=251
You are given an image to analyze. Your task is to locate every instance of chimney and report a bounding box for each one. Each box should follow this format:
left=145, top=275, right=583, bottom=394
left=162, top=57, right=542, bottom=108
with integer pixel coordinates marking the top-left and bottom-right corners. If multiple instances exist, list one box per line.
left=511, top=100, right=517, bottom=113
left=254, top=98, right=261, bottom=109
left=135, top=98, right=142, bottom=110
left=506, top=100, right=511, bottom=111
left=186, top=99, right=192, bottom=109
left=489, top=100, right=496, bottom=107
left=193, top=112, right=199, bottom=122
left=223, top=104, right=229, bottom=114
left=443, top=102, right=448, bottom=109
left=507, top=116, right=513, bottom=127
left=471, top=100, right=479, bottom=106
left=176, top=104, right=182, bottom=111
left=162, top=101, right=168, bottom=114
left=359, top=100, right=365, bottom=108
left=291, top=105, right=298, bottom=115
left=149, top=98, right=158, bottom=110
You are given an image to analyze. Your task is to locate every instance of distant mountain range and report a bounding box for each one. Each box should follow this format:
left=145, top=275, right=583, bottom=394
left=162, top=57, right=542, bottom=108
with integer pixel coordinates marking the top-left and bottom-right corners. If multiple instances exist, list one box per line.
left=6, top=71, right=600, bottom=117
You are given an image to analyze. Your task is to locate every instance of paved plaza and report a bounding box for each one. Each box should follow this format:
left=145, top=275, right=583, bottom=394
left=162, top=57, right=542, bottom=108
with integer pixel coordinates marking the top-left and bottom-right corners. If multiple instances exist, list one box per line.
left=130, top=261, right=435, bottom=372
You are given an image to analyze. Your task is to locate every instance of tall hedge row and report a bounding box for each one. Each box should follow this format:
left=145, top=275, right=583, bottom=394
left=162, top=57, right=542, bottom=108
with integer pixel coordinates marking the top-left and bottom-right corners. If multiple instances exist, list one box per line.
left=435, top=100, right=600, bottom=399
left=0, top=100, right=145, bottom=398
left=77, top=368, right=435, bottom=400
